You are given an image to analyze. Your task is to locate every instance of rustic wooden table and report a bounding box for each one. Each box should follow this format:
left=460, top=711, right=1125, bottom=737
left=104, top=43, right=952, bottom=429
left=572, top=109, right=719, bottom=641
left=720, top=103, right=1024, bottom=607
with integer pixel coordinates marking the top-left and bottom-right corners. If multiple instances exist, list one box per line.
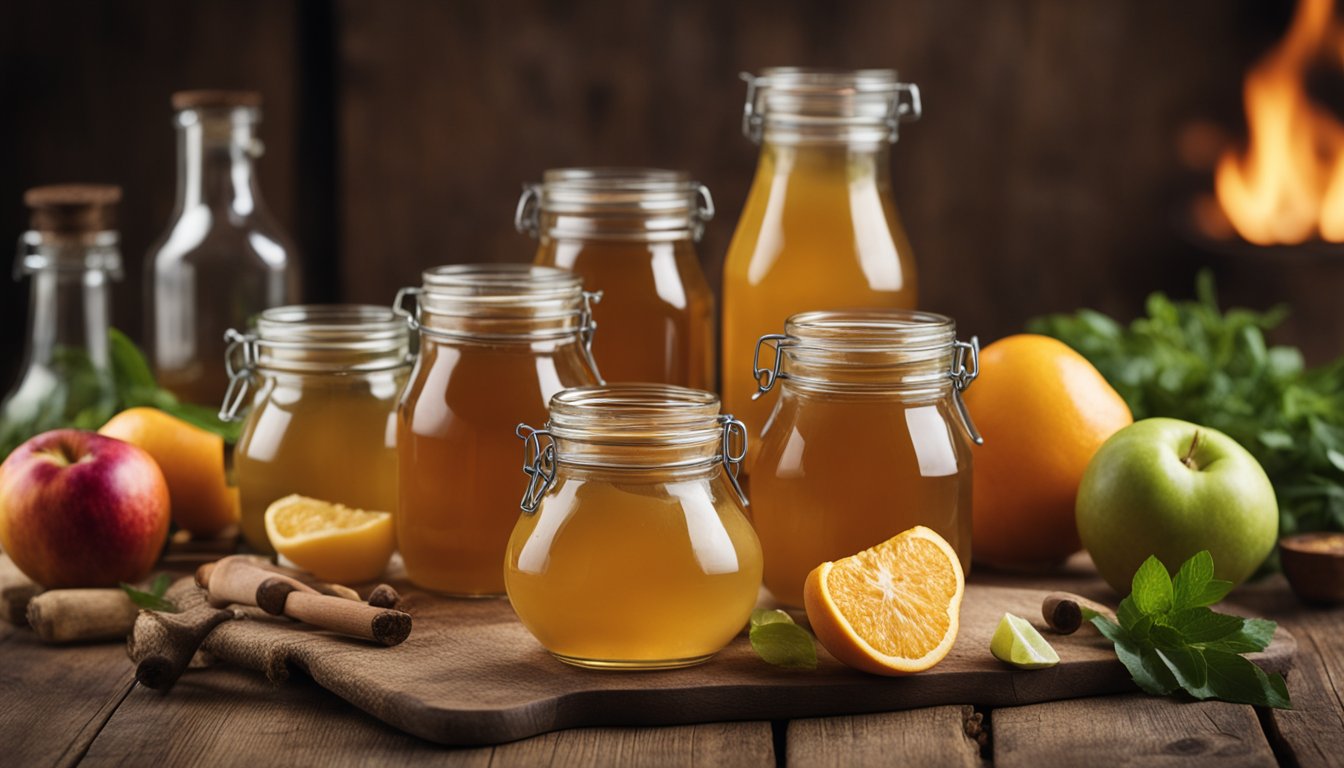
left=2, top=567, right=1340, bottom=768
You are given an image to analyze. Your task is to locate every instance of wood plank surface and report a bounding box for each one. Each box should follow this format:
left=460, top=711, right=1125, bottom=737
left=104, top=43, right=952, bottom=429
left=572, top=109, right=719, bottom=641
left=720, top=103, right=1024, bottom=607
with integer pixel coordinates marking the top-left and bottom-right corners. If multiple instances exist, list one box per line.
left=785, top=706, right=982, bottom=768
left=991, top=693, right=1277, bottom=768
left=0, top=632, right=137, bottom=768
left=80, top=664, right=775, bottom=768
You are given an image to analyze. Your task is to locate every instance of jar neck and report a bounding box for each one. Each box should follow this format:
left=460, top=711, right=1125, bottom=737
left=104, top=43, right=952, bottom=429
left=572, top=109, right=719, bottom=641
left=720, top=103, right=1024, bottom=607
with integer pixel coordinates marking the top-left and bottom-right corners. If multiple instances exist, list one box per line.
left=755, top=141, right=893, bottom=190
left=174, top=108, right=264, bottom=217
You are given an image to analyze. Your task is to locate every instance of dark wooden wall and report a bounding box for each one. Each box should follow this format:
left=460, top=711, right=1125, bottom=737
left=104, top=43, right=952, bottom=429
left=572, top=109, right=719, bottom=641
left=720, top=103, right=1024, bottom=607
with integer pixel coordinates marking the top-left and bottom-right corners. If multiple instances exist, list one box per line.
left=3, top=1, right=1335, bottom=397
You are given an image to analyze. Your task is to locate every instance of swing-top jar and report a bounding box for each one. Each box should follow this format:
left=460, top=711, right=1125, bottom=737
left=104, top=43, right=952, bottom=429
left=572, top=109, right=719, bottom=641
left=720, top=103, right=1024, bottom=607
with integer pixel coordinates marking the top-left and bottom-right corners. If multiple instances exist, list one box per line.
left=223, top=305, right=412, bottom=554
left=749, top=310, right=980, bottom=607
left=507, top=384, right=761, bottom=669
left=395, top=264, right=603, bottom=596
left=517, top=168, right=716, bottom=388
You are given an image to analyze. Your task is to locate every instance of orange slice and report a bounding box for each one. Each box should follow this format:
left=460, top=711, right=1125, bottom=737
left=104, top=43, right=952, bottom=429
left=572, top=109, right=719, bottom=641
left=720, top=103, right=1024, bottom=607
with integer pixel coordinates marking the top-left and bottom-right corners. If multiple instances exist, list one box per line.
left=803, top=525, right=965, bottom=675
left=264, top=495, right=394, bottom=584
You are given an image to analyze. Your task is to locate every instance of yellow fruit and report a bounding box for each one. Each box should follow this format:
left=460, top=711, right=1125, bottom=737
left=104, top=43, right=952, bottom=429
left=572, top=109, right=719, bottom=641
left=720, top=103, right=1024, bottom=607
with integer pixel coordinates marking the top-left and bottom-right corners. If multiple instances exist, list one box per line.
left=264, top=494, right=394, bottom=583
left=98, top=407, right=239, bottom=537
left=963, top=334, right=1133, bottom=569
left=803, top=526, right=965, bottom=676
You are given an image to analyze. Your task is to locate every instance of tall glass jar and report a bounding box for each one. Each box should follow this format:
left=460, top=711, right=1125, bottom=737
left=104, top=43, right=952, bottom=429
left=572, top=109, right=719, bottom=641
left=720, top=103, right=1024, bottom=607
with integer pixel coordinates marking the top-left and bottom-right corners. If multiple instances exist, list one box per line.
left=0, top=185, right=122, bottom=456
left=148, top=90, right=299, bottom=408
left=722, top=69, right=922, bottom=463
left=395, top=264, right=603, bottom=596
left=508, top=384, right=761, bottom=669
left=749, top=310, right=980, bottom=607
left=517, top=168, right=716, bottom=389
left=222, top=305, right=410, bottom=554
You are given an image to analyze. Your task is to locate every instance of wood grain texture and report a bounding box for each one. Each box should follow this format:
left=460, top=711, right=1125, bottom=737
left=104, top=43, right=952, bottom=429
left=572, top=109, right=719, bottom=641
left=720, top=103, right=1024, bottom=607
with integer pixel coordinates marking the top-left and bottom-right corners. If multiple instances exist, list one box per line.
left=1228, top=576, right=1344, bottom=768
left=785, top=706, right=981, bottom=768
left=0, top=631, right=136, bottom=767
left=144, top=578, right=1292, bottom=746
left=991, top=694, right=1278, bottom=768
left=80, top=664, right=774, bottom=768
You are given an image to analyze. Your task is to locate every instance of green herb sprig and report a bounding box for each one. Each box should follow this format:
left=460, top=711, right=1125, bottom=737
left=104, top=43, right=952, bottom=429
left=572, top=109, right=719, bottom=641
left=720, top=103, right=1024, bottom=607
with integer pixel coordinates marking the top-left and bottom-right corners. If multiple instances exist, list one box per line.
left=1089, top=551, right=1290, bottom=709
left=749, top=608, right=818, bottom=670
left=120, top=573, right=179, bottom=613
left=1029, top=271, right=1344, bottom=541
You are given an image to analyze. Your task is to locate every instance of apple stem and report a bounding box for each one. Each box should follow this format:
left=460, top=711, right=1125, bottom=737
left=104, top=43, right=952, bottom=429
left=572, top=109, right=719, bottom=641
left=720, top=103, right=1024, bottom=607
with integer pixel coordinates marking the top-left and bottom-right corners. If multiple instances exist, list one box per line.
left=1182, top=431, right=1202, bottom=470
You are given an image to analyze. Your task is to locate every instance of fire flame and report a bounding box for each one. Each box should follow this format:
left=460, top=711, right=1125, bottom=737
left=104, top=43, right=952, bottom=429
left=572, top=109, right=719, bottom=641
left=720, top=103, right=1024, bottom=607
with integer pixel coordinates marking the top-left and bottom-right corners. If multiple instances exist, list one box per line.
left=1215, top=0, right=1344, bottom=245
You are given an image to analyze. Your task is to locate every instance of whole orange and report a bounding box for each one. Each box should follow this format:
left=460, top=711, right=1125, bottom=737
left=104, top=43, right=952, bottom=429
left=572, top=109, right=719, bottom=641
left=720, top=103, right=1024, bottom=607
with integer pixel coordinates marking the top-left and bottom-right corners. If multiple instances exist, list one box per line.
left=964, top=334, right=1132, bottom=570
left=98, top=407, right=239, bottom=537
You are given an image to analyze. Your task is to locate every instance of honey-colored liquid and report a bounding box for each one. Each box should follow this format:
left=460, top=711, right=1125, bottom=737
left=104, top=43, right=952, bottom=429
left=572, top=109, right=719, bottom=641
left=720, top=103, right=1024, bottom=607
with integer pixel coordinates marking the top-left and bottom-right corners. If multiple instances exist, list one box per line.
left=721, top=144, right=918, bottom=460
left=537, top=239, right=714, bottom=389
left=505, top=472, right=762, bottom=667
left=235, top=371, right=404, bottom=554
left=751, top=390, right=971, bottom=607
left=398, top=340, right=596, bottom=595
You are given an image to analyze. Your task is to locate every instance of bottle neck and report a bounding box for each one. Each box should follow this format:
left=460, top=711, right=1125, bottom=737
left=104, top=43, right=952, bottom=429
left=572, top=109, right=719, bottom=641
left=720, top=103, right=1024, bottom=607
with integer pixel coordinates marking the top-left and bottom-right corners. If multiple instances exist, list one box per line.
left=174, top=110, right=263, bottom=216
left=755, top=140, right=893, bottom=191
left=25, top=263, right=114, bottom=373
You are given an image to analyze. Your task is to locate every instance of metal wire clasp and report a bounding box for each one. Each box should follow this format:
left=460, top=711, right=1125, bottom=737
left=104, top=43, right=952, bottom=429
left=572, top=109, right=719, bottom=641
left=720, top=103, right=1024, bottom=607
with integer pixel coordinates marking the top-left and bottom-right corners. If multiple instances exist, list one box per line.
left=949, top=336, right=984, bottom=445
left=888, top=82, right=923, bottom=142
left=516, top=423, right=556, bottom=514
left=579, top=290, right=606, bottom=385
left=751, top=334, right=790, bottom=401
left=514, top=184, right=542, bottom=238
left=740, top=72, right=764, bottom=143
left=691, top=184, right=715, bottom=243
left=219, top=329, right=259, bottom=421
left=392, top=286, right=422, bottom=331
left=719, top=415, right=750, bottom=507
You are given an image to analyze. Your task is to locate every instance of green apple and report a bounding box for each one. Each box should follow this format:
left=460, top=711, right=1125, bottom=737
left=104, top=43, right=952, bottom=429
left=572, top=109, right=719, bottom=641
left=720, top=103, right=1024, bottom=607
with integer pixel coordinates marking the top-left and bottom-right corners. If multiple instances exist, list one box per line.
left=1076, top=417, right=1277, bottom=593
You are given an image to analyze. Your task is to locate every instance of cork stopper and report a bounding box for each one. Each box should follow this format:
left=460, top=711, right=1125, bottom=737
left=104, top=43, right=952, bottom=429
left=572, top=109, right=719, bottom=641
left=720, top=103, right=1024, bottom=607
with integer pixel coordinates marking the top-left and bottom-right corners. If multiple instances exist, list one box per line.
left=171, top=90, right=263, bottom=111
left=23, top=184, right=122, bottom=234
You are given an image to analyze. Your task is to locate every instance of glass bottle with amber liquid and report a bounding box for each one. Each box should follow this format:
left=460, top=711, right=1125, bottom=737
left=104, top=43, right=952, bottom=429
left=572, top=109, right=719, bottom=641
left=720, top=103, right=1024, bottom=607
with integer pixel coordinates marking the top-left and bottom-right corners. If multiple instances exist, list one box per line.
left=146, top=90, right=299, bottom=407
left=721, top=69, right=923, bottom=464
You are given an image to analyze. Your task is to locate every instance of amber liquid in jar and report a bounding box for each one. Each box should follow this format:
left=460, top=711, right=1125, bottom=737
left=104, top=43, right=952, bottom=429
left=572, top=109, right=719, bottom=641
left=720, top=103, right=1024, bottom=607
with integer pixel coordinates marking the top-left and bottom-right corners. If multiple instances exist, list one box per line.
left=523, top=168, right=716, bottom=389
left=506, top=385, right=762, bottom=668
left=396, top=265, right=601, bottom=596
left=749, top=310, right=977, bottom=607
left=226, top=306, right=409, bottom=555
left=722, top=69, right=921, bottom=460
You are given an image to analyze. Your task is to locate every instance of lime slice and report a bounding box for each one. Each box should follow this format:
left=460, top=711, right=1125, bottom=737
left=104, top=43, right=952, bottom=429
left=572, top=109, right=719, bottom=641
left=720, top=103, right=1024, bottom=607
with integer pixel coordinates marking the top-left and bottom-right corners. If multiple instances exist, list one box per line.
left=991, top=613, right=1060, bottom=669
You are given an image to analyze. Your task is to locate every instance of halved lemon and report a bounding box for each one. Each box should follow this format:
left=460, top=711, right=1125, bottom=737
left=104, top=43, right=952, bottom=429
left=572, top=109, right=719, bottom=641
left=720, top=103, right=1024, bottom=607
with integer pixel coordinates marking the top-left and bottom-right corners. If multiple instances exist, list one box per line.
left=263, top=494, right=394, bottom=584
left=803, top=525, right=965, bottom=676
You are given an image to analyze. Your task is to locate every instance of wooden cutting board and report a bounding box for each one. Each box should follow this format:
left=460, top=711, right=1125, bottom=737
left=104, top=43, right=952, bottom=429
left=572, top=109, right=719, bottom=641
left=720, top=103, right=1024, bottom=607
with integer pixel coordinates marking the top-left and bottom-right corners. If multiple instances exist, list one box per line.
left=179, top=576, right=1296, bottom=747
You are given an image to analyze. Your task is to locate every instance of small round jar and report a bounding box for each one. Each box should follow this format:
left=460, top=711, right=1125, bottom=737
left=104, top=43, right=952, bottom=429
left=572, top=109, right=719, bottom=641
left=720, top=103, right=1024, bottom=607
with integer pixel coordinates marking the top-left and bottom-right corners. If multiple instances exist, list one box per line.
left=749, top=310, right=981, bottom=607
left=222, top=305, right=412, bottom=554
left=394, top=264, right=603, bottom=596
left=507, top=385, right=762, bottom=669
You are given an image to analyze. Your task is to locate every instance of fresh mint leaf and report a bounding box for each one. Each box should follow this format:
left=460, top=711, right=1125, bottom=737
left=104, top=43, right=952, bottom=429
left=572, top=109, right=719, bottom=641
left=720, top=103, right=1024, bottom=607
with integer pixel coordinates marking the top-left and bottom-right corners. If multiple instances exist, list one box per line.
left=750, top=608, right=794, bottom=628
left=120, top=581, right=178, bottom=613
left=148, top=572, right=173, bottom=598
left=1089, top=551, right=1290, bottom=709
left=1130, top=556, right=1173, bottom=615
left=109, top=328, right=157, bottom=390
left=749, top=621, right=818, bottom=670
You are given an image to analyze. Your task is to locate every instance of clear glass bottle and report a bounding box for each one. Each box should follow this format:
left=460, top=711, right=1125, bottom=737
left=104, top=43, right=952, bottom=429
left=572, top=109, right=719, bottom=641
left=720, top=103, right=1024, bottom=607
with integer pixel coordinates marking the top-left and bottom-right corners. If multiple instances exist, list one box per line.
left=517, top=168, right=716, bottom=389
left=749, top=310, right=980, bottom=607
left=721, top=69, right=923, bottom=465
left=394, top=264, right=603, bottom=596
left=0, top=185, right=122, bottom=456
left=508, top=384, right=761, bottom=669
left=148, top=90, right=299, bottom=408
left=222, top=305, right=411, bottom=554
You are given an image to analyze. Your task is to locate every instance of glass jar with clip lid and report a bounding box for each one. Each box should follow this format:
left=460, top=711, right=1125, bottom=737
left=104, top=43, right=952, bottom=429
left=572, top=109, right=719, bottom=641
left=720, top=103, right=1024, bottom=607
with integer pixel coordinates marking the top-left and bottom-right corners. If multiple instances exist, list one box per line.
left=508, top=384, right=761, bottom=669
left=393, top=264, right=604, bottom=596
left=748, top=309, right=981, bottom=607
left=221, top=305, right=412, bottom=554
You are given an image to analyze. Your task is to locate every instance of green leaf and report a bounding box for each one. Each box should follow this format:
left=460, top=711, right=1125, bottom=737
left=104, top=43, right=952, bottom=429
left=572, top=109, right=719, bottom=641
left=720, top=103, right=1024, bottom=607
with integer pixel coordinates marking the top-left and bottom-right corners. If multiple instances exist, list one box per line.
left=1156, top=645, right=1208, bottom=690
left=1116, top=595, right=1144, bottom=630
left=148, top=572, right=173, bottom=598
left=1171, top=550, right=1213, bottom=610
left=108, top=328, right=157, bottom=391
left=1163, top=608, right=1245, bottom=645
left=1203, top=618, right=1277, bottom=654
left=120, top=581, right=178, bottom=613
left=1189, top=650, right=1292, bottom=709
left=750, top=608, right=795, bottom=628
left=749, top=622, right=818, bottom=670
left=1130, top=556, right=1173, bottom=615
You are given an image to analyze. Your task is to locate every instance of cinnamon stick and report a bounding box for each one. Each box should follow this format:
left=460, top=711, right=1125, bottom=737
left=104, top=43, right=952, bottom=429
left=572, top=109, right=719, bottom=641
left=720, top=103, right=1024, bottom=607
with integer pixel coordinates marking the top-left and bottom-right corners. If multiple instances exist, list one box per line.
left=27, top=589, right=139, bottom=643
left=1042, top=591, right=1116, bottom=634
left=256, top=578, right=411, bottom=646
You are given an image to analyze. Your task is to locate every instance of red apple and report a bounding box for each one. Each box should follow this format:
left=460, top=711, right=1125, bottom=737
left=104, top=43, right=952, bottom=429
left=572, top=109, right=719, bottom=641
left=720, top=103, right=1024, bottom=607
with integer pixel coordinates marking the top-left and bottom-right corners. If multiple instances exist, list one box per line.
left=0, top=429, right=170, bottom=587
